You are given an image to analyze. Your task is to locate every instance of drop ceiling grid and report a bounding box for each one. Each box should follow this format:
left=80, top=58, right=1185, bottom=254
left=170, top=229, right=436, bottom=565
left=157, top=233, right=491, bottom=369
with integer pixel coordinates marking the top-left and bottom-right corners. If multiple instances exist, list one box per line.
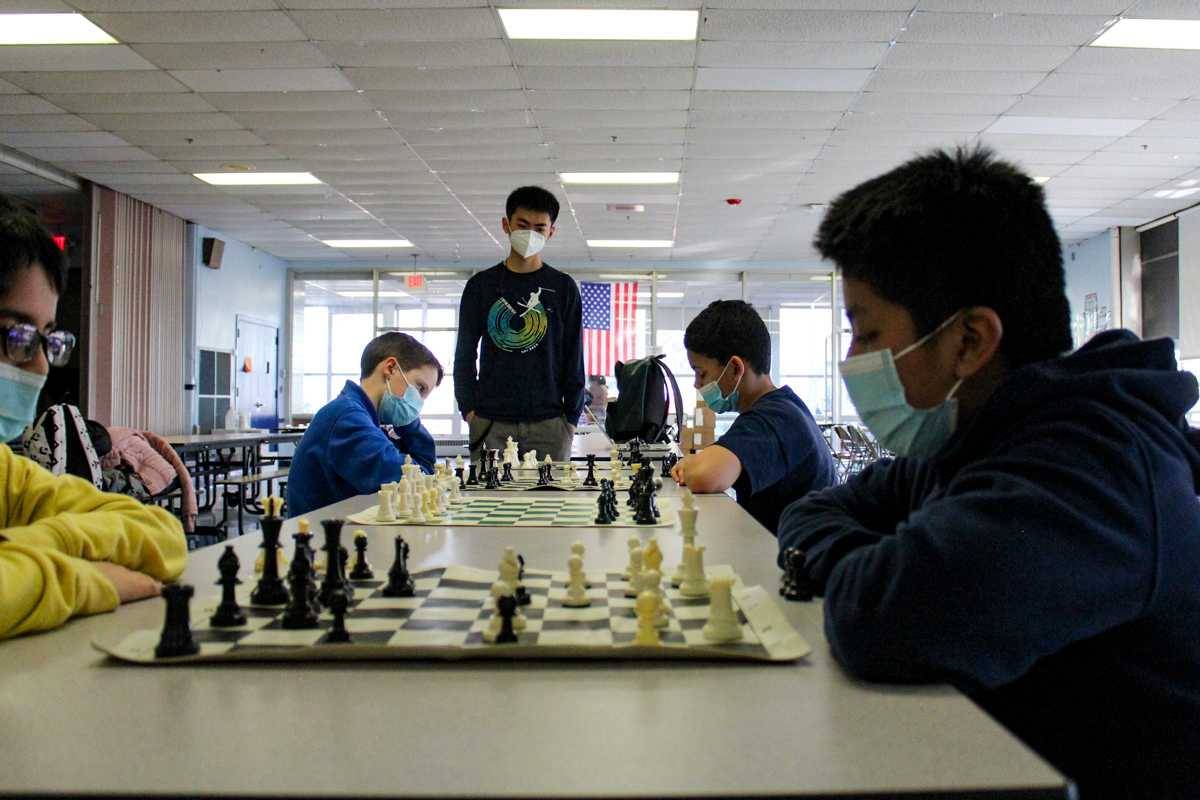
left=0, top=3, right=1193, bottom=259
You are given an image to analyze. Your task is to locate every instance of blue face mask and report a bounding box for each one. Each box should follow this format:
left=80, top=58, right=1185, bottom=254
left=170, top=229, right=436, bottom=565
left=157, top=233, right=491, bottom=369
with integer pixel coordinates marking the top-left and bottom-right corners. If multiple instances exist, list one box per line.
left=0, top=362, right=46, bottom=443
left=839, top=313, right=963, bottom=459
left=379, top=369, right=423, bottom=428
left=698, top=360, right=742, bottom=414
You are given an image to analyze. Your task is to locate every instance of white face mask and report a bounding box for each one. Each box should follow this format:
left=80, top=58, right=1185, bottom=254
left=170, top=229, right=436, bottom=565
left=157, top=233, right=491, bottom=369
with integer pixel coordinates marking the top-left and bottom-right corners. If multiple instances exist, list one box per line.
left=509, top=228, right=546, bottom=259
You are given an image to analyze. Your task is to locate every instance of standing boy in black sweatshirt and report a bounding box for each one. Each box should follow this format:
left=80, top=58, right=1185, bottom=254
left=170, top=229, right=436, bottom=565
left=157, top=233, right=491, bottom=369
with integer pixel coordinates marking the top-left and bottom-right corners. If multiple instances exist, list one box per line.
left=777, top=147, right=1200, bottom=800
left=454, top=186, right=585, bottom=462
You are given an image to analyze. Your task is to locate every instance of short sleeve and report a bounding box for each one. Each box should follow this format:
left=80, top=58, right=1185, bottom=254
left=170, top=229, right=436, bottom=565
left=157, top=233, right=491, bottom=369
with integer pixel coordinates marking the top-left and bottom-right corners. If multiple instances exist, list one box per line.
left=717, top=408, right=787, bottom=496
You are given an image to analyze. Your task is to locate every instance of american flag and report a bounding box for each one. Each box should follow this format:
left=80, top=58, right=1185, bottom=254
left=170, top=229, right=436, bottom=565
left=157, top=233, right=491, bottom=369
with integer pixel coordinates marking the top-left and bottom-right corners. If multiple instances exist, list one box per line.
left=580, top=281, right=639, bottom=376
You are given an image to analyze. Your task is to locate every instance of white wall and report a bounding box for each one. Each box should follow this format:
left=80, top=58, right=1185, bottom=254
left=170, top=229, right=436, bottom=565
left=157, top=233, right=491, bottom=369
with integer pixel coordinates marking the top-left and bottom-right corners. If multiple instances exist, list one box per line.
left=194, top=225, right=288, bottom=351
left=1062, top=230, right=1118, bottom=348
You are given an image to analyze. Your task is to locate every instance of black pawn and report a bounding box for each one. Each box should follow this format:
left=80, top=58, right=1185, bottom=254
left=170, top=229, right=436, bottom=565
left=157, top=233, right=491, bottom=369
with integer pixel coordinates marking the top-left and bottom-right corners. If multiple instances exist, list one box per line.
left=594, top=489, right=611, bottom=525
left=466, top=462, right=479, bottom=486
left=282, top=545, right=319, bottom=628
left=495, top=592, right=519, bottom=644
left=633, top=481, right=657, bottom=525
left=536, top=464, right=549, bottom=486
left=661, top=452, right=678, bottom=479
left=455, top=466, right=466, bottom=490
left=250, top=515, right=288, bottom=606
left=293, top=532, right=321, bottom=617
left=325, top=592, right=352, bottom=644
left=155, top=583, right=200, bottom=659
left=210, top=546, right=247, bottom=627
left=382, top=535, right=415, bottom=597
left=318, top=519, right=352, bottom=608
left=484, top=466, right=501, bottom=490
left=629, top=440, right=641, bottom=465
left=514, top=554, right=531, bottom=606
left=582, top=454, right=598, bottom=487
left=501, top=462, right=514, bottom=483
left=780, top=547, right=816, bottom=602
left=349, top=534, right=374, bottom=580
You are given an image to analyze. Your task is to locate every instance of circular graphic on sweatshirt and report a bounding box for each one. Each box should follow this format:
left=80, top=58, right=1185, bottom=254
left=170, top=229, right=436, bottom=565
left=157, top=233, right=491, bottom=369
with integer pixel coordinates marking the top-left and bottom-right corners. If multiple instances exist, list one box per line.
left=487, top=289, right=549, bottom=353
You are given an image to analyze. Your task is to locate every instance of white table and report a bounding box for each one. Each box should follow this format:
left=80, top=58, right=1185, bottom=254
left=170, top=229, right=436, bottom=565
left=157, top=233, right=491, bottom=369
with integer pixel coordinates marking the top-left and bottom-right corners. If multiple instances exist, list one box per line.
left=0, top=488, right=1070, bottom=799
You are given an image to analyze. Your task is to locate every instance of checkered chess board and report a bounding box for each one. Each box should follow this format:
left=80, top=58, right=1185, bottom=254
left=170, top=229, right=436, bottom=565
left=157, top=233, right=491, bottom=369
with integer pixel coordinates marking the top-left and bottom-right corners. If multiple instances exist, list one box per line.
left=95, top=565, right=811, bottom=664
left=347, top=495, right=675, bottom=528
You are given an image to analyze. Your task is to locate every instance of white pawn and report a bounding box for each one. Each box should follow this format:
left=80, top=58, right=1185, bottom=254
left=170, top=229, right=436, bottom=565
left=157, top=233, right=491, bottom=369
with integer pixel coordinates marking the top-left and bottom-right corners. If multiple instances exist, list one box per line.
left=563, top=554, right=590, bottom=607
left=624, top=547, right=644, bottom=598
left=678, top=544, right=709, bottom=597
left=633, top=591, right=661, bottom=646
left=376, top=488, right=395, bottom=522
left=499, top=546, right=521, bottom=592
left=610, top=446, right=621, bottom=466
left=560, top=461, right=576, bottom=487
left=483, top=581, right=512, bottom=643
left=623, top=536, right=641, bottom=580
left=702, top=577, right=743, bottom=643
left=408, top=489, right=426, bottom=523
left=642, top=568, right=668, bottom=627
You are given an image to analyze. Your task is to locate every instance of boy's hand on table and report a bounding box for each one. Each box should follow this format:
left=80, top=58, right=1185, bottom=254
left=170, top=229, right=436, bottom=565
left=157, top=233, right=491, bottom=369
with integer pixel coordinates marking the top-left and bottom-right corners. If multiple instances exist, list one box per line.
left=670, top=457, right=689, bottom=485
left=93, top=562, right=163, bottom=604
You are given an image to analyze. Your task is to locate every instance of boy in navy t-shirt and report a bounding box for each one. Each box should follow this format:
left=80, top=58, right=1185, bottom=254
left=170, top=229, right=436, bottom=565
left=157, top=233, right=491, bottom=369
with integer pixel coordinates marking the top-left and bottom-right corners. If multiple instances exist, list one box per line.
left=669, top=300, right=835, bottom=533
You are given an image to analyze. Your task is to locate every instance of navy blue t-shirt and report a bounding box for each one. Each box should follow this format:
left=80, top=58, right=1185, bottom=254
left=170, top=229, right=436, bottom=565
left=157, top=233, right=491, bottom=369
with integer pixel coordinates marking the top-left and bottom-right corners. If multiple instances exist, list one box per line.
left=716, top=386, right=836, bottom=534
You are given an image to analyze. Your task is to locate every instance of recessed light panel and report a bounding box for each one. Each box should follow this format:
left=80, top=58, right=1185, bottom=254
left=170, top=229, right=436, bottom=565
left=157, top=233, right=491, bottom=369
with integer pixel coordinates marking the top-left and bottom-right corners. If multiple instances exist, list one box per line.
left=323, top=240, right=414, bottom=248
left=0, top=14, right=117, bottom=45
left=588, top=240, right=674, bottom=248
left=561, top=172, right=679, bottom=185
left=498, top=9, right=698, bottom=41
left=194, top=172, right=323, bottom=186
left=1091, top=18, right=1200, bottom=50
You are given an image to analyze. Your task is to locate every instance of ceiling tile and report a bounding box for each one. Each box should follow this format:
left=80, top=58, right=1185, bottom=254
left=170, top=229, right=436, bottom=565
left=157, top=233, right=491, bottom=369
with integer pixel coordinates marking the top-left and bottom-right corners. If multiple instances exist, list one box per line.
left=87, top=12, right=306, bottom=43
left=509, top=41, right=696, bottom=68
left=1056, top=47, right=1200, bottom=75
left=1030, top=71, right=1200, bottom=99
left=0, top=78, right=20, bottom=94
left=840, top=112, right=996, bottom=132
left=542, top=110, right=689, bottom=128
left=696, top=68, right=872, bottom=92
left=1006, top=95, right=1179, bottom=120
left=167, top=159, right=311, bottom=173
left=0, top=95, right=64, bottom=114
left=979, top=132, right=1119, bottom=150
left=288, top=9, right=500, bottom=41
left=883, top=43, right=1074, bottom=72
left=0, top=70, right=188, bottom=94
left=42, top=93, right=217, bottom=114
left=918, top=0, right=1125, bottom=10
left=82, top=112, right=243, bottom=130
left=343, top=67, right=521, bottom=91
left=1083, top=150, right=1200, bottom=167
left=141, top=144, right=285, bottom=161
left=258, top=128, right=401, bottom=145
left=55, top=160, right=180, bottom=173
left=76, top=0, right=277, bottom=8
left=690, top=109, right=842, bottom=129
left=988, top=116, right=1147, bottom=136
left=1058, top=163, right=1192, bottom=180
left=701, top=10, right=908, bottom=41
left=0, top=114, right=97, bottom=131
left=380, top=110, right=532, bottom=129
left=0, top=131, right=130, bottom=148
left=526, top=91, right=689, bottom=111
left=856, top=92, right=1018, bottom=114
left=692, top=91, right=855, bottom=111
left=364, top=90, right=525, bottom=112
left=545, top=128, right=684, bottom=145
left=698, top=41, right=888, bottom=68
left=229, top=110, right=388, bottom=130
left=131, top=42, right=332, bottom=70
left=202, top=91, right=371, bottom=113
left=318, top=40, right=510, bottom=68
left=900, top=11, right=1112, bottom=46
left=521, top=67, right=693, bottom=91
left=1105, top=137, right=1200, bottom=153
left=867, top=69, right=1046, bottom=94
left=1125, top=0, right=1200, bottom=18
left=0, top=45, right=157, bottom=71
left=21, top=146, right=156, bottom=161
left=171, top=68, right=353, bottom=93
left=1157, top=101, right=1200, bottom=121
left=548, top=144, right=684, bottom=160
left=1130, top=120, right=1200, bottom=138
left=119, top=129, right=265, bottom=146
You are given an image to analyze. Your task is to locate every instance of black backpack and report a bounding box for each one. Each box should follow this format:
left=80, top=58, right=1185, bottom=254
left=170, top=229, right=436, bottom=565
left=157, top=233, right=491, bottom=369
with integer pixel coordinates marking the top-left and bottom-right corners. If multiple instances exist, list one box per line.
left=22, top=403, right=107, bottom=487
left=604, top=355, right=684, bottom=444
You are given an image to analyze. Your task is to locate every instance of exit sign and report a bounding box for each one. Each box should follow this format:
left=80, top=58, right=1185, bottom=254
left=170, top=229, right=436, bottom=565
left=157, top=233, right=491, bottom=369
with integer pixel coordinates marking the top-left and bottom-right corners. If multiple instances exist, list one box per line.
left=405, top=274, right=426, bottom=290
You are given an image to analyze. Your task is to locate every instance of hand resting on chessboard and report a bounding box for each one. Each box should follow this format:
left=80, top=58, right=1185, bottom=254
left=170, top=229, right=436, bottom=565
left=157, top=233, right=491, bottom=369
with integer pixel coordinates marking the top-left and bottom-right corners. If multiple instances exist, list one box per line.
left=93, top=562, right=164, bottom=604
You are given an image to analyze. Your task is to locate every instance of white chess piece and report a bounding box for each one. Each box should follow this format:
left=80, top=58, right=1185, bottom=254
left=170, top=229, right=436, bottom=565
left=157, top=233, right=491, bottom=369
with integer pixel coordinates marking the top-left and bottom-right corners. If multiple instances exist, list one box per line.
left=559, top=462, right=576, bottom=487
left=702, top=577, right=743, bottom=643
left=624, top=547, right=644, bottom=598
left=563, top=554, right=590, bottom=607
left=499, top=546, right=521, bottom=592
left=633, top=591, right=661, bottom=646
left=642, top=568, right=668, bottom=627
left=678, top=544, right=709, bottom=598
left=672, top=492, right=699, bottom=587
left=623, top=536, right=641, bottom=580
left=376, top=488, right=395, bottom=522
left=610, top=446, right=621, bottom=466
left=523, top=449, right=538, bottom=469
left=482, top=581, right=512, bottom=643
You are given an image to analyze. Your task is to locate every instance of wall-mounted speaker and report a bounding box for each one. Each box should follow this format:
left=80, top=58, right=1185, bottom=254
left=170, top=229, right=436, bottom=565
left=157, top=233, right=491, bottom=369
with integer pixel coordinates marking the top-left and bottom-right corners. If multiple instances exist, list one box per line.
left=202, top=237, right=225, bottom=269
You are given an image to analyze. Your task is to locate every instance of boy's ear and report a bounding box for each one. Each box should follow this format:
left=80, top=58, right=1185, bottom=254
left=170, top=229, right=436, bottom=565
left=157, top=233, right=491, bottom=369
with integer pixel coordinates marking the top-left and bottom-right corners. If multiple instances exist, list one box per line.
left=501, top=217, right=511, bottom=235
left=954, top=307, right=1003, bottom=380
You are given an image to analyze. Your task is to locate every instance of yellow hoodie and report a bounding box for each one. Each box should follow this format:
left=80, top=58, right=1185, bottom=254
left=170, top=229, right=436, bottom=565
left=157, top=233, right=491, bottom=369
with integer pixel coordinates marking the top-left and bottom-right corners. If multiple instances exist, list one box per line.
left=0, top=443, right=187, bottom=640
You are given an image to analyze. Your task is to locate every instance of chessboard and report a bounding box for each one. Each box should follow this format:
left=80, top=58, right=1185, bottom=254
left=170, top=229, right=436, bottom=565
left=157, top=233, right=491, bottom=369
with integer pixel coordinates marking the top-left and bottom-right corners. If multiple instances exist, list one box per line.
left=347, top=495, right=675, bottom=528
left=95, top=564, right=810, bottom=664
left=461, top=474, right=631, bottom=493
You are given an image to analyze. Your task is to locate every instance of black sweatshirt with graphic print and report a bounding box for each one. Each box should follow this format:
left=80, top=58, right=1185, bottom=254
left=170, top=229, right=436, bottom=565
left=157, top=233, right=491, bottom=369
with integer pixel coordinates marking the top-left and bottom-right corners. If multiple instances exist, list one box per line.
left=453, top=262, right=585, bottom=424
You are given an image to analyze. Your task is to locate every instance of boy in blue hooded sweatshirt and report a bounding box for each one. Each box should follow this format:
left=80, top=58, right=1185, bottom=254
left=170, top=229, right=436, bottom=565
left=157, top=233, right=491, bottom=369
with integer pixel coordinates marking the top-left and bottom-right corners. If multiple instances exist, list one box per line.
left=287, top=332, right=440, bottom=517
left=777, top=147, right=1200, bottom=800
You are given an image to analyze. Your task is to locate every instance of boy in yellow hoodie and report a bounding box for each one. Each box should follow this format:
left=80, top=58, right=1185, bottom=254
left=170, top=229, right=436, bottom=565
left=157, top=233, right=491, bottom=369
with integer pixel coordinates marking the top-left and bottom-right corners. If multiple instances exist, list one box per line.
left=0, top=195, right=186, bottom=640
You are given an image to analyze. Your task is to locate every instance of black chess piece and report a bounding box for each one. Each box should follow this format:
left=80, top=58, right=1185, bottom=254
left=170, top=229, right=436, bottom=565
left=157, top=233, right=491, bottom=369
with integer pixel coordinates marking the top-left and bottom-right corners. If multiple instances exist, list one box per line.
left=495, top=591, right=519, bottom=644
left=382, top=535, right=415, bottom=597
left=594, top=488, right=611, bottom=525
left=780, top=547, right=815, bottom=602
left=325, top=592, right=352, bottom=644
left=155, top=583, right=200, bottom=658
left=318, top=519, right=353, bottom=608
left=536, top=464, right=549, bottom=486
left=281, top=544, right=320, bottom=629
left=501, top=462, right=514, bottom=482
left=582, top=454, right=598, bottom=487
left=210, top=546, right=247, bottom=627
left=349, top=533, right=374, bottom=580
left=293, top=531, right=321, bottom=617
left=628, top=440, right=641, bottom=465
left=633, top=480, right=657, bottom=525
left=626, top=472, right=640, bottom=507
left=250, top=514, right=289, bottom=606
left=466, top=461, right=479, bottom=486
left=455, top=466, right=466, bottom=490
left=515, top=554, right=531, bottom=606
left=660, top=451, right=678, bottom=479
left=484, top=466, right=501, bottom=490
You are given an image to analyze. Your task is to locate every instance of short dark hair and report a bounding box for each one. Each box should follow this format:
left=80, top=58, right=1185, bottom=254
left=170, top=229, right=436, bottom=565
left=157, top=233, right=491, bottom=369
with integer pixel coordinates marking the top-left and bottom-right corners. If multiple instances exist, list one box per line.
left=684, top=300, right=771, bottom=375
left=505, top=186, right=560, bottom=224
left=0, top=193, right=67, bottom=298
left=815, top=146, right=1071, bottom=367
left=360, top=332, right=444, bottom=384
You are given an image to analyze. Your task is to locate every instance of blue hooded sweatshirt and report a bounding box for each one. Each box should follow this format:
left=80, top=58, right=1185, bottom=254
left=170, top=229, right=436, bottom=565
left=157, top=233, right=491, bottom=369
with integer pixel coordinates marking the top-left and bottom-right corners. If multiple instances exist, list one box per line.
left=777, top=330, right=1200, bottom=800
left=286, top=381, right=435, bottom=518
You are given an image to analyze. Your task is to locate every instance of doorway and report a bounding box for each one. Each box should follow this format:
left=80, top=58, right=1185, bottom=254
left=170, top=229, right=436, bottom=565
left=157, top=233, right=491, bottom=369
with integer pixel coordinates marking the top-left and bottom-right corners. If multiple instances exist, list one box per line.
left=235, top=316, right=278, bottom=428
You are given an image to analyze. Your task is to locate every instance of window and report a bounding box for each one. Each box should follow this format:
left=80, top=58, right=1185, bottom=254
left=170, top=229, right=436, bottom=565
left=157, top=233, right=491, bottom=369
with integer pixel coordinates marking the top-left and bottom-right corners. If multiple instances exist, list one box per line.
left=197, top=348, right=232, bottom=433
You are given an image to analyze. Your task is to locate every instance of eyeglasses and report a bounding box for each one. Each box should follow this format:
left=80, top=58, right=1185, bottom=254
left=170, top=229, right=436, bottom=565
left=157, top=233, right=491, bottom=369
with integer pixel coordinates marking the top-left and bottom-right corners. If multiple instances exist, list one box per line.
left=1, top=324, right=76, bottom=367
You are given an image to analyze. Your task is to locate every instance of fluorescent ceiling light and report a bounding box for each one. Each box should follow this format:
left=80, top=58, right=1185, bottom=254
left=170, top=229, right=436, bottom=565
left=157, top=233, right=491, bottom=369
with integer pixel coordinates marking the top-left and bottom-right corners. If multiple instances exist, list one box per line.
left=588, top=240, right=674, bottom=248
left=323, top=239, right=413, bottom=248
left=1153, top=188, right=1200, bottom=199
left=0, top=13, right=116, bottom=45
left=386, top=271, right=461, bottom=277
left=1091, top=18, right=1200, bottom=50
left=337, top=291, right=409, bottom=298
left=498, top=9, right=698, bottom=41
left=561, top=172, right=679, bottom=185
left=636, top=291, right=684, bottom=299
left=1034, top=176, right=1051, bottom=184
left=597, top=273, right=653, bottom=279
left=194, top=172, right=322, bottom=186
left=809, top=275, right=833, bottom=281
